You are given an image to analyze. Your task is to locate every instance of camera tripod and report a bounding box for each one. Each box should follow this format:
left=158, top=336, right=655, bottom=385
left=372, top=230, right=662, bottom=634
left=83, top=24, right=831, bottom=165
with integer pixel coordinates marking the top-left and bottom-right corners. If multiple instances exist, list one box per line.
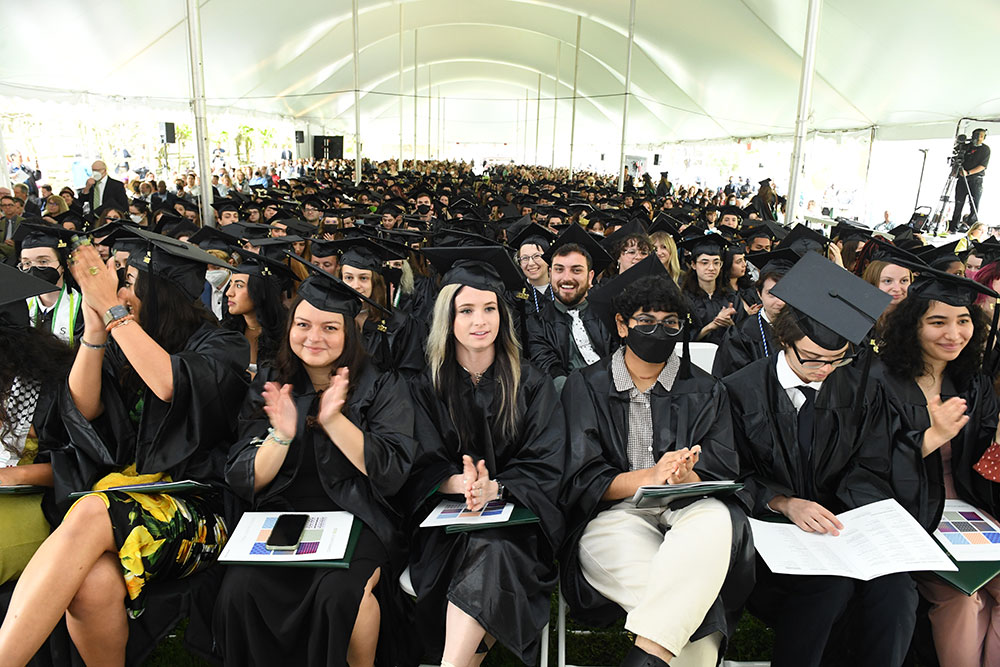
left=931, top=163, right=979, bottom=235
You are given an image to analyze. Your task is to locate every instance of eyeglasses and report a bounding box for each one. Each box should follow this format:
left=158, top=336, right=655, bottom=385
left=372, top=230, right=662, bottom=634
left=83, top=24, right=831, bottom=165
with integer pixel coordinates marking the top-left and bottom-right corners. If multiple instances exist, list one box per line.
left=621, top=248, right=649, bottom=258
left=790, top=344, right=856, bottom=369
left=630, top=315, right=684, bottom=336
left=518, top=253, right=544, bottom=265
left=18, top=257, right=57, bottom=271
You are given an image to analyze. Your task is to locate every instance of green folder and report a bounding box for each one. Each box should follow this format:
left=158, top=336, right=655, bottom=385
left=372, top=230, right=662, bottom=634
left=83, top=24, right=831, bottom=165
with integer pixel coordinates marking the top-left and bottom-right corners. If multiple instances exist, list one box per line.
left=933, top=554, right=1000, bottom=596
left=634, top=482, right=744, bottom=508
left=223, top=517, right=362, bottom=569
left=67, top=480, right=212, bottom=500
left=445, top=507, right=541, bottom=534
left=0, top=484, right=47, bottom=495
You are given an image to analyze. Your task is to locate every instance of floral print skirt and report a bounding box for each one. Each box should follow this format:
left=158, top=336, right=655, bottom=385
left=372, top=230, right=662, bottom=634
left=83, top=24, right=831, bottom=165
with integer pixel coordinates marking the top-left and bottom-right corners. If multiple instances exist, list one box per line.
left=67, top=490, right=228, bottom=618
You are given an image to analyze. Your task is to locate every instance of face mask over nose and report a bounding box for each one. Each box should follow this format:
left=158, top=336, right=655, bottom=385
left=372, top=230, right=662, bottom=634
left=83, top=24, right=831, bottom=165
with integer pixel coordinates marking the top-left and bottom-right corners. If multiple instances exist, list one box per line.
left=29, top=266, right=61, bottom=286
left=205, top=268, right=231, bottom=290
left=626, top=325, right=677, bottom=364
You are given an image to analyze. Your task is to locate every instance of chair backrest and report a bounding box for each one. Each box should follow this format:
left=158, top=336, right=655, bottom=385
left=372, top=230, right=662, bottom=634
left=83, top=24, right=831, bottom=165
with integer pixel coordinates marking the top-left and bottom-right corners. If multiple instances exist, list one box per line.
left=678, top=341, right=718, bottom=374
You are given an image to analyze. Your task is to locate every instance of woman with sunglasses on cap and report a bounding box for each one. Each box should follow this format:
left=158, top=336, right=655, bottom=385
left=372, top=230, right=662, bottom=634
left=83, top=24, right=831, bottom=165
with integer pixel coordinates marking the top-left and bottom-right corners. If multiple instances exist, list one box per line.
left=726, top=254, right=915, bottom=667
left=559, top=274, right=753, bottom=667
left=216, top=270, right=417, bottom=667
left=874, top=267, right=1000, bottom=667
left=0, top=236, right=250, bottom=666
left=403, top=247, right=566, bottom=667
left=0, top=266, right=74, bottom=587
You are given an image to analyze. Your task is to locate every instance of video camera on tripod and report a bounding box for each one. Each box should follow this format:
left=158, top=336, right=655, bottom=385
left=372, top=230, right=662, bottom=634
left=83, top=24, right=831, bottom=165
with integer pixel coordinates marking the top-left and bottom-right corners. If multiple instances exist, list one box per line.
left=949, top=134, right=974, bottom=174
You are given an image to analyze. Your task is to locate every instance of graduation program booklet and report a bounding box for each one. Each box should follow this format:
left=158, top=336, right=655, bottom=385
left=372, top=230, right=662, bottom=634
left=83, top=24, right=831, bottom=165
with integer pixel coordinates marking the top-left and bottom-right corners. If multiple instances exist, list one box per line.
left=749, top=498, right=957, bottom=581
left=0, top=484, right=47, bottom=495
left=420, top=499, right=515, bottom=528
left=932, top=499, right=1000, bottom=561
left=67, top=479, right=212, bottom=500
left=219, top=511, right=357, bottom=565
left=631, top=480, right=743, bottom=508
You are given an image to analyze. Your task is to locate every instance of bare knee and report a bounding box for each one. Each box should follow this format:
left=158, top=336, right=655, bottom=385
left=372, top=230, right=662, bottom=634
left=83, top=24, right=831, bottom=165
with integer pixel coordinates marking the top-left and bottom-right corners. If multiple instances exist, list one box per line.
left=68, top=555, right=125, bottom=617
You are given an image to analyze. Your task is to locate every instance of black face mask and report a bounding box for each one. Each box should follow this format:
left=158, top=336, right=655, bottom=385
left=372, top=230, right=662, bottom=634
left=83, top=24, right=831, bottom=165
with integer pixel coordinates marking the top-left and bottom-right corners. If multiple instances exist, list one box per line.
left=626, top=326, right=676, bottom=364
left=29, top=266, right=61, bottom=286
left=416, top=204, right=431, bottom=215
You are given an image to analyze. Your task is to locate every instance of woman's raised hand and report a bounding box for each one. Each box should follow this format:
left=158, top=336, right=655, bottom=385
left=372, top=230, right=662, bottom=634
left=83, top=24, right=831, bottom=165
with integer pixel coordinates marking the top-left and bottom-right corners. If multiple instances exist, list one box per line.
left=262, top=382, right=298, bottom=441
left=69, top=243, right=120, bottom=314
left=318, top=367, right=350, bottom=428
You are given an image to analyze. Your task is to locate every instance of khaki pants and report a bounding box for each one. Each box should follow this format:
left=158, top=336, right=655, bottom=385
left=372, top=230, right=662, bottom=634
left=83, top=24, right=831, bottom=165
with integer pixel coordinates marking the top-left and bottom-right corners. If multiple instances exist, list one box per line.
left=579, top=497, right=732, bottom=665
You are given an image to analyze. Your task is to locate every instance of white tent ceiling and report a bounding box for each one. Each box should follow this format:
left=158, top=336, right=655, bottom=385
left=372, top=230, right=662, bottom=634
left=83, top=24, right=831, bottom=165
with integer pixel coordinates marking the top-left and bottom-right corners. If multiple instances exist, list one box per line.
left=2, top=0, right=998, bottom=148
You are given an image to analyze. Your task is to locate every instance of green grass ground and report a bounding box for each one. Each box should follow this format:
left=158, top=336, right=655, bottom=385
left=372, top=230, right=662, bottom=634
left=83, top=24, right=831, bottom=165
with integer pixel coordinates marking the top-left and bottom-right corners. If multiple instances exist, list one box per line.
left=143, top=606, right=775, bottom=666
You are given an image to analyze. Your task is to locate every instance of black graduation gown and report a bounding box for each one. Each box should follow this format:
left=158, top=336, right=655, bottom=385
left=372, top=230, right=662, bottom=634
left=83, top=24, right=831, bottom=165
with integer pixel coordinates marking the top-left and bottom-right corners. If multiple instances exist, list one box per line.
left=872, top=364, right=1000, bottom=531
left=49, top=323, right=250, bottom=506
left=558, top=355, right=756, bottom=656
left=404, top=362, right=565, bottom=665
left=712, top=313, right=776, bottom=378
left=724, top=355, right=895, bottom=517
left=218, top=363, right=418, bottom=666
left=362, top=310, right=426, bottom=377
left=686, top=287, right=746, bottom=346
left=524, top=302, right=614, bottom=380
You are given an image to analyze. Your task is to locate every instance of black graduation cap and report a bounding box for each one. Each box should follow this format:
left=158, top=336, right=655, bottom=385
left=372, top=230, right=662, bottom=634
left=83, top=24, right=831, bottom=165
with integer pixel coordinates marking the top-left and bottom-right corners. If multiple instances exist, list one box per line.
left=272, top=218, right=317, bottom=236
left=864, top=236, right=925, bottom=266
left=188, top=226, right=237, bottom=253
left=587, top=254, right=673, bottom=334
left=601, top=218, right=649, bottom=251
left=309, top=239, right=339, bottom=258
left=175, top=197, right=200, bottom=214
left=758, top=178, right=772, bottom=188
left=323, top=237, right=405, bottom=273
left=124, top=228, right=232, bottom=300
left=13, top=221, right=76, bottom=250
left=676, top=233, right=729, bottom=262
left=914, top=240, right=969, bottom=270
left=546, top=223, right=614, bottom=276
left=832, top=220, right=873, bottom=244
left=648, top=214, right=681, bottom=238
left=974, top=238, right=1000, bottom=266
left=246, top=236, right=304, bottom=260
left=0, top=263, right=59, bottom=327
left=895, top=258, right=999, bottom=307
left=285, top=254, right=387, bottom=319
left=421, top=246, right=526, bottom=294
left=210, top=198, right=239, bottom=214
left=778, top=224, right=828, bottom=255
left=769, top=252, right=892, bottom=348
left=231, top=251, right=298, bottom=283
left=97, top=226, right=147, bottom=255
left=509, top=222, right=557, bottom=252
left=430, top=227, right=496, bottom=248
left=888, top=224, right=921, bottom=249
left=220, top=222, right=275, bottom=241
left=747, top=248, right=801, bottom=276
left=718, top=205, right=744, bottom=221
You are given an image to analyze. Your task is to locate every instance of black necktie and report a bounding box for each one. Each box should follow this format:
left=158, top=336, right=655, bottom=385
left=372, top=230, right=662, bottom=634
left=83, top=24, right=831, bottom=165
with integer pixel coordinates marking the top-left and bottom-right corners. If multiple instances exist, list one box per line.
left=797, top=386, right=817, bottom=498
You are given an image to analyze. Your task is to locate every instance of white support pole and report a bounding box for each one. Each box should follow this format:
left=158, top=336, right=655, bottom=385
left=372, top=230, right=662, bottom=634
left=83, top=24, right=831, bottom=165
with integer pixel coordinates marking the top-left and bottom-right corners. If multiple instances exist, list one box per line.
left=523, top=90, right=529, bottom=163
left=413, top=29, right=418, bottom=162
left=784, top=0, right=823, bottom=224
left=437, top=90, right=443, bottom=158
left=351, top=0, right=362, bottom=185
left=398, top=3, right=404, bottom=164
left=534, top=73, right=541, bottom=165
left=185, top=0, right=214, bottom=226
left=0, top=121, right=11, bottom=190
left=617, top=0, right=637, bottom=193
left=551, top=41, right=561, bottom=168
left=440, top=95, right=446, bottom=160
left=568, top=15, right=581, bottom=179
left=427, top=65, right=432, bottom=160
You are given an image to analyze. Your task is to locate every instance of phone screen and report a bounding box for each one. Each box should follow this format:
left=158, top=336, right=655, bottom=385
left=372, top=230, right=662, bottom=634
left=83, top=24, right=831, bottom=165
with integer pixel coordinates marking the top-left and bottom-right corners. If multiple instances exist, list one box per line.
left=266, top=514, right=308, bottom=550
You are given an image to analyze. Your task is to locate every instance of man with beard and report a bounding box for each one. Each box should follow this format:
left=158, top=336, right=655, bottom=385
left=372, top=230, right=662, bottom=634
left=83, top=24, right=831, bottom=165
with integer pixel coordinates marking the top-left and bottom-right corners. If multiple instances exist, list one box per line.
left=525, top=225, right=615, bottom=392
left=413, top=191, right=436, bottom=227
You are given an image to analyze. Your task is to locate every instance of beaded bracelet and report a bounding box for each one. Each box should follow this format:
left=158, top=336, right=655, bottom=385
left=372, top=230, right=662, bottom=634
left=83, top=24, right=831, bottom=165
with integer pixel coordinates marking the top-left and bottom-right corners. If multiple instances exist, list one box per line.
left=106, top=315, right=135, bottom=333
left=80, top=339, right=107, bottom=350
left=266, top=427, right=293, bottom=447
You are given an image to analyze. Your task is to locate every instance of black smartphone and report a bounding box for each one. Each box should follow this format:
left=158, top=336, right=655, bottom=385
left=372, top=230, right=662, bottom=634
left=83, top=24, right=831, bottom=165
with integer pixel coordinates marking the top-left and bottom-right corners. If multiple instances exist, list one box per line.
left=266, top=514, right=308, bottom=551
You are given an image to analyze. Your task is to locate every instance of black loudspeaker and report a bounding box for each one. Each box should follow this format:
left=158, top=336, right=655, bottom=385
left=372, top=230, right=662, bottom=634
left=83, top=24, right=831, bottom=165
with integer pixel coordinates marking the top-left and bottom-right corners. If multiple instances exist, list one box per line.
left=160, top=122, right=176, bottom=144
left=653, top=154, right=660, bottom=165
left=295, top=130, right=304, bottom=144
left=312, top=135, right=344, bottom=160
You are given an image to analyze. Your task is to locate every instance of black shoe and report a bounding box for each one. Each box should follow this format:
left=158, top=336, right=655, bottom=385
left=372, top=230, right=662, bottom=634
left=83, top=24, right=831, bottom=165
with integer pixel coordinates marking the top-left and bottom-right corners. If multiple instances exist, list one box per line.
left=621, top=645, right=670, bottom=667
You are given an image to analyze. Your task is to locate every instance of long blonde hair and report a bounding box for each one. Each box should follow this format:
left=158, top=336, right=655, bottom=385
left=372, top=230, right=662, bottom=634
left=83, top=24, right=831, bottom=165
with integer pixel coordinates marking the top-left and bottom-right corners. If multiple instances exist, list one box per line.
left=427, top=283, right=522, bottom=443
left=649, top=231, right=681, bottom=283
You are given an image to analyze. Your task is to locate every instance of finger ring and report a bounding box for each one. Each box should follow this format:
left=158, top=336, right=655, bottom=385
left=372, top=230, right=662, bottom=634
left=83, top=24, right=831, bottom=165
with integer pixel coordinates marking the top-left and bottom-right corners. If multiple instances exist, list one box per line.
left=88, top=266, right=100, bottom=275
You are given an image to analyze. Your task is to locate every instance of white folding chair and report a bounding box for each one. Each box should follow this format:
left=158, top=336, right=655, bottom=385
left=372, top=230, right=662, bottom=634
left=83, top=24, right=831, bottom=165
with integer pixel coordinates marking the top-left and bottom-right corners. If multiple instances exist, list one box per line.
left=678, top=341, right=718, bottom=374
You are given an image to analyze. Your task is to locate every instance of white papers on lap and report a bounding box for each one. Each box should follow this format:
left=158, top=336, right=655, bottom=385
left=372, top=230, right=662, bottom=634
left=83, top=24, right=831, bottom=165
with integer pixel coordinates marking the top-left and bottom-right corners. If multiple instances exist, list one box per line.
left=219, top=511, right=354, bottom=563
left=933, top=499, right=1000, bottom=561
left=419, top=499, right=514, bottom=528
left=750, top=498, right=957, bottom=580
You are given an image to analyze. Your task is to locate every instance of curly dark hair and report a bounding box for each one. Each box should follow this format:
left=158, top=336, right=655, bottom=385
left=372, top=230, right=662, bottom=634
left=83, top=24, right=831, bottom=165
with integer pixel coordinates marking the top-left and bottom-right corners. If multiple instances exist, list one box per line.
left=878, top=297, right=989, bottom=385
left=0, top=324, right=74, bottom=448
left=613, top=275, right=689, bottom=324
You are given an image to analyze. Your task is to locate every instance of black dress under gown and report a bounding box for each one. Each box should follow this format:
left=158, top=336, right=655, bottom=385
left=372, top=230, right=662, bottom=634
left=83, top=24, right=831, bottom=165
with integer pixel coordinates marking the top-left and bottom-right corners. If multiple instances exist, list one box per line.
left=403, top=361, right=566, bottom=665
left=871, top=363, right=1000, bottom=531
left=215, top=362, right=418, bottom=666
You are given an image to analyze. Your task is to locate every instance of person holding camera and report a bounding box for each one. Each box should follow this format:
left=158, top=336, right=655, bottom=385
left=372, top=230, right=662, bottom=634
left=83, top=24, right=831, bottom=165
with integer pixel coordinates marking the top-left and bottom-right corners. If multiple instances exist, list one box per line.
left=950, top=128, right=990, bottom=233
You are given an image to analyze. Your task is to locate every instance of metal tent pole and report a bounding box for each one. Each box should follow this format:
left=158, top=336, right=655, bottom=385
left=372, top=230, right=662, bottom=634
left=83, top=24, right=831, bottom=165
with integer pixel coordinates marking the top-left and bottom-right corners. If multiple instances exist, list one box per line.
left=617, top=0, right=636, bottom=193
left=352, top=0, right=362, bottom=185
left=413, top=29, right=418, bottom=162
left=534, top=73, right=541, bottom=165
left=784, top=0, right=823, bottom=225
left=523, top=90, right=529, bottom=163
left=427, top=65, right=432, bottom=159
left=398, top=4, right=404, bottom=164
left=568, top=16, right=582, bottom=179
left=185, top=0, right=215, bottom=226
left=0, top=121, right=11, bottom=190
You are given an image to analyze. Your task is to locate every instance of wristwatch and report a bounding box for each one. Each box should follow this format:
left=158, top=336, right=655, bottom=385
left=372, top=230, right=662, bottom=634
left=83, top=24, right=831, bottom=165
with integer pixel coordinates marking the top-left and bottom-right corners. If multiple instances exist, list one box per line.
left=495, top=481, right=506, bottom=500
left=102, top=304, right=130, bottom=327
